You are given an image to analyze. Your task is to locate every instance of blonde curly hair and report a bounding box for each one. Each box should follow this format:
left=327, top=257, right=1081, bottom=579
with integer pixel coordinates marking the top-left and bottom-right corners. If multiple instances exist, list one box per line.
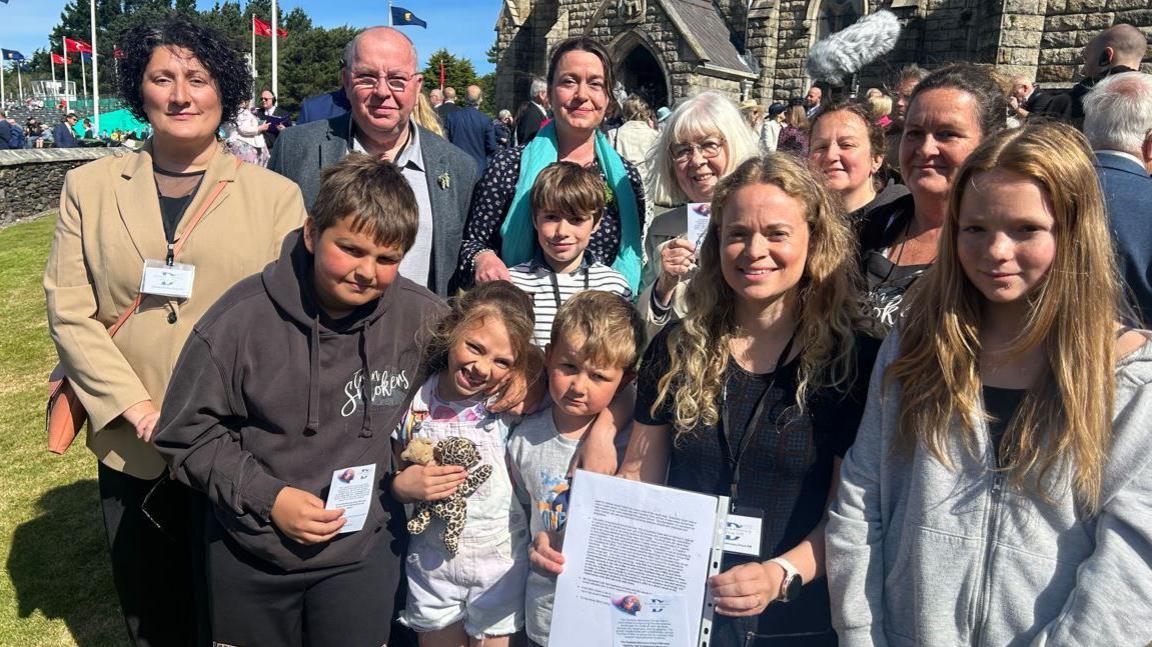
left=651, top=154, right=866, bottom=442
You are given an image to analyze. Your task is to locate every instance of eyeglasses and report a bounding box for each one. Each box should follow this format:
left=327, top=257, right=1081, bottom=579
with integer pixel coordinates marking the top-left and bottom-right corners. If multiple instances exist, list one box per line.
left=671, top=139, right=725, bottom=162
left=260, top=96, right=274, bottom=102
left=350, top=72, right=419, bottom=93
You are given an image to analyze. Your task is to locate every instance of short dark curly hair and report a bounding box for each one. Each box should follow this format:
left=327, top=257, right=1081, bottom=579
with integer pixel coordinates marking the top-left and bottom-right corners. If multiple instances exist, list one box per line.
left=117, top=14, right=249, bottom=129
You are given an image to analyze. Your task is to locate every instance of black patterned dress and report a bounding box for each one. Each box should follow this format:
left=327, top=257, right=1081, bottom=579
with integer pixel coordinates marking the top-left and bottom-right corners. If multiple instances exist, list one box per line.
left=634, top=324, right=880, bottom=647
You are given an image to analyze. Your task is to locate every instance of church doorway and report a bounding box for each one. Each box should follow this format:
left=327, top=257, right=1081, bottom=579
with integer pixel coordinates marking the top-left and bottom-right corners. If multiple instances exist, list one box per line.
left=616, top=43, right=669, bottom=113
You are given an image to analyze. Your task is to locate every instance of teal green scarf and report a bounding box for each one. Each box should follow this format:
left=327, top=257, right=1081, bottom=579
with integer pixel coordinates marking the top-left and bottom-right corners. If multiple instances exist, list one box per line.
left=499, top=122, right=642, bottom=293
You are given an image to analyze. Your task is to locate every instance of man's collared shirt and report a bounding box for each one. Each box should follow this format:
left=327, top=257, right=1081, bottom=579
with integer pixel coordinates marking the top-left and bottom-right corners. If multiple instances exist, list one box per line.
left=351, top=119, right=434, bottom=288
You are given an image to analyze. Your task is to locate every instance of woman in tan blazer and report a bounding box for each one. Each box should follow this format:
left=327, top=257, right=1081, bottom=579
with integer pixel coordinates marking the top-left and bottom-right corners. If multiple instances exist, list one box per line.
left=43, top=17, right=306, bottom=646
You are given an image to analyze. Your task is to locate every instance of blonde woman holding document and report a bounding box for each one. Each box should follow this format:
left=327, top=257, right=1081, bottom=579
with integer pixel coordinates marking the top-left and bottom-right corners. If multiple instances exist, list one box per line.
left=536, top=154, right=878, bottom=646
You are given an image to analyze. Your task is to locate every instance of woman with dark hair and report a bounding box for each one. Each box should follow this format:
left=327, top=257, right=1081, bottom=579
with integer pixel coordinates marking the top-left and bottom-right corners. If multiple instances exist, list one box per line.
left=43, top=15, right=307, bottom=645
left=808, top=101, right=908, bottom=226
left=453, top=36, right=647, bottom=295
left=857, top=63, right=1008, bottom=333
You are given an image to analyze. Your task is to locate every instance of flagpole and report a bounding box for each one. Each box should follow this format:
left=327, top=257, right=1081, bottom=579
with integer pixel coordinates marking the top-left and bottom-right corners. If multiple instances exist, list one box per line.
left=80, top=46, right=88, bottom=103
left=271, top=0, right=278, bottom=101
left=251, top=14, right=256, bottom=98
left=388, top=0, right=393, bottom=27
left=62, top=39, right=69, bottom=113
left=16, top=61, right=22, bottom=102
left=1, top=60, right=6, bottom=111
left=90, top=0, right=99, bottom=135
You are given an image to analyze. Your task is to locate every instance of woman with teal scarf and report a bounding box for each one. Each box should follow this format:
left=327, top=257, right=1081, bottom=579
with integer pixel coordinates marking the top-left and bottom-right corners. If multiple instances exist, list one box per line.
left=452, top=37, right=647, bottom=294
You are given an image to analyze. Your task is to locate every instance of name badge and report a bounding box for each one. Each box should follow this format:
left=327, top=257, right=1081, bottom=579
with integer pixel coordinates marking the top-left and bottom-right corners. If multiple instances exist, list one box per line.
left=140, top=259, right=195, bottom=299
left=723, top=509, right=763, bottom=557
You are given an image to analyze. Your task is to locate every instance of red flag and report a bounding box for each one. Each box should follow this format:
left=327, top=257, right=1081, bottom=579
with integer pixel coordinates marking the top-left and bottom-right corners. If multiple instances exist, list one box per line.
left=113, top=47, right=125, bottom=59
left=253, top=16, right=288, bottom=38
left=64, top=37, right=93, bottom=54
left=52, top=52, right=73, bottom=64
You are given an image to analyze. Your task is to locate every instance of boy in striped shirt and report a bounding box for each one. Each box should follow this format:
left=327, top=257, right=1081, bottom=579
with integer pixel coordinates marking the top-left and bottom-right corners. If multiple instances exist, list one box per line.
left=508, top=162, right=633, bottom=346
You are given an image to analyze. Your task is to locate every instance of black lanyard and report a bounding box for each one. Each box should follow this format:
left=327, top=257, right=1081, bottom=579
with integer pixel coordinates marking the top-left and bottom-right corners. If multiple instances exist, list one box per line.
left=549, top=267, right=590, bottom=311
left=719, top=331, right=797, bottom=501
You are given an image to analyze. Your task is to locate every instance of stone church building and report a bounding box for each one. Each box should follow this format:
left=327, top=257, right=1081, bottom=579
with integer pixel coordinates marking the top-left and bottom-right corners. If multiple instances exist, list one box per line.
left=491, top=0, right=1152, bottom=111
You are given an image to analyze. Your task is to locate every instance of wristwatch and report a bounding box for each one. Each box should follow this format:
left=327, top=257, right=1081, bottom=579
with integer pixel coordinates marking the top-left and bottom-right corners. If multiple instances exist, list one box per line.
left=768, top=557, right=803, bottom=603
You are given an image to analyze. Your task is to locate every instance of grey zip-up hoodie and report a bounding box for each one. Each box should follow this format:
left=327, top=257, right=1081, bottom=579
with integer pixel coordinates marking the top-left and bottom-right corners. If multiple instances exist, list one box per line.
left=827, top=328, right=1152, bottom=646
left=155, top=230, right=444, bottom=571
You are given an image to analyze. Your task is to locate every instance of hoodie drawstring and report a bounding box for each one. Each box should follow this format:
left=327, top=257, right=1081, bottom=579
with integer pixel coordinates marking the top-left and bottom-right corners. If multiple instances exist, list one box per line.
left=358, top=321, right=374, bottom=438
left=305, top=315, right=321, bottom=435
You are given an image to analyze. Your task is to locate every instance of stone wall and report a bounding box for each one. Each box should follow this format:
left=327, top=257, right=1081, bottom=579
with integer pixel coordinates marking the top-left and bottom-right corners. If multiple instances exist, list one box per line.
left=0, top=149, right=118, bottom=226
left=1039, top=0, right=1152, bottom=84
left=494, top=0, right=1152, bottom=112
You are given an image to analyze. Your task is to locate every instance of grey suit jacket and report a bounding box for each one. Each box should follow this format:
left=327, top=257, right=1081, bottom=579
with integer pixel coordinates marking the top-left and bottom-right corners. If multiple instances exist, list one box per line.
left=638, top=204, right=691, bottom=339
left=268, top=113, right=478, bottom=297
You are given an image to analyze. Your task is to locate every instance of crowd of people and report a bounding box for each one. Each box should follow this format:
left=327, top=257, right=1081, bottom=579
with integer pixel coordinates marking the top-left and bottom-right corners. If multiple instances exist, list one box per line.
left=40, top=12, right=1151, bottom=647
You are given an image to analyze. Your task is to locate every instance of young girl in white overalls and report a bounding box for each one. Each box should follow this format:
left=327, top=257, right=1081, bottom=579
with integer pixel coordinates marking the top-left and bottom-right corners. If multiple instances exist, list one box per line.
left=392, top=281, right=543, bottom=646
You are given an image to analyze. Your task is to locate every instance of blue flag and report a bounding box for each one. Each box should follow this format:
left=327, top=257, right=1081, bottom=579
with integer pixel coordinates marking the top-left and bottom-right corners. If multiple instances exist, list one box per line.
left=1, top=49, right=24, bottom=61
left=391, top=6, right=427, bottom=28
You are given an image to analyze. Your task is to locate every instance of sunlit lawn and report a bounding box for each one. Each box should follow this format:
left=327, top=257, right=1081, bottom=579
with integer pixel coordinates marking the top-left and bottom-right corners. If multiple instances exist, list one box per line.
left=0, top=215, right=125, bottom=646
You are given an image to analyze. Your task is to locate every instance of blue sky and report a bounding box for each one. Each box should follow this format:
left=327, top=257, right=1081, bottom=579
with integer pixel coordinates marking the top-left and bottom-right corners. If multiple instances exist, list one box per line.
left=1, top=1, right=504, bottom=74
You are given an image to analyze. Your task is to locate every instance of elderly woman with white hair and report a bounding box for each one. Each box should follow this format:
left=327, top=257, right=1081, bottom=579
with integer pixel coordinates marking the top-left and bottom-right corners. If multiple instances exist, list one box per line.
left=639, top=91, right=760, bottom=335
left=495, top=108, right=514, bottom=148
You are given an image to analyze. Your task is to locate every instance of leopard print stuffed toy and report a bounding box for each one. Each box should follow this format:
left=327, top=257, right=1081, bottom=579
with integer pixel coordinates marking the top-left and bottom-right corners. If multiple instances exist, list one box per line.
left=402, top=436, right=492, bottom=556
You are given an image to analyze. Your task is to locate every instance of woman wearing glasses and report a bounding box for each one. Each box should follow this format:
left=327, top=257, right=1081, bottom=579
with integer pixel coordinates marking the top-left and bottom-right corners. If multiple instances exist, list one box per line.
left=453, top=37, right=648, bottom=296
left=638, top=92, right=760, bottom=336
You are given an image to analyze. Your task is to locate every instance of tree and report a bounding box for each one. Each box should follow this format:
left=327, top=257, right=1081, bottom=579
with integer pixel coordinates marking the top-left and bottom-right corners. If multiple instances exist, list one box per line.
left=421, top=49, right=478, bottom=95
left=47, top=0, right=127, bottom=102
left=479, top=72, right=497, bottom=116
left=32, top=1, right=351, bottom=116
left=275, top=26, right=359, bottom=115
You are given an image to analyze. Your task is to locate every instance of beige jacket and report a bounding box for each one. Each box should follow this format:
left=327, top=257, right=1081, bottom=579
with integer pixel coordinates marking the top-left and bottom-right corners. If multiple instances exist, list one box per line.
left=44, top=143, right=307, bottom=479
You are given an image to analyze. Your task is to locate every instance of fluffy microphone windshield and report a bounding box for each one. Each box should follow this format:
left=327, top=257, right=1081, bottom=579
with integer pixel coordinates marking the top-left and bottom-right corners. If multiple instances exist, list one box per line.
left=806, top=10, right=901, bottom=86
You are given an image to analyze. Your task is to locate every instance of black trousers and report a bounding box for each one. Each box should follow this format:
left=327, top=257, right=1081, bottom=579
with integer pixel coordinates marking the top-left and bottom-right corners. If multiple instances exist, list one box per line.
left=206, top=523, right=400, bottom=647
left=98, top=462, right=207, bottom=647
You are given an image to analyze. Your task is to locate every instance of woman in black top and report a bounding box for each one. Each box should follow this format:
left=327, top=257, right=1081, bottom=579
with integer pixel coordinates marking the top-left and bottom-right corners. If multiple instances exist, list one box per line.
left=856, top=64, right=1008, bottom=333
left=619, top=154, right=878, bottom=646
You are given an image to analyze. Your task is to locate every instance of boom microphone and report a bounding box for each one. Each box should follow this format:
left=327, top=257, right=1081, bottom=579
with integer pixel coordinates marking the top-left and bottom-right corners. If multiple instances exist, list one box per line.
left=806, top=10, right=902, bottom=86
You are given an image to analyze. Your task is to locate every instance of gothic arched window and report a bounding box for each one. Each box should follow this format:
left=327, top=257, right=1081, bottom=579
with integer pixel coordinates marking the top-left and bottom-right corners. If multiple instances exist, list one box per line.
left=814, top=0, right=863, bottom=42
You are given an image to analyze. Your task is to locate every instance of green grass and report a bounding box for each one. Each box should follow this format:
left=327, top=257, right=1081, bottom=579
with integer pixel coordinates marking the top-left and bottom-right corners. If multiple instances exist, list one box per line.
left=0, top=216, right=125, bottom=647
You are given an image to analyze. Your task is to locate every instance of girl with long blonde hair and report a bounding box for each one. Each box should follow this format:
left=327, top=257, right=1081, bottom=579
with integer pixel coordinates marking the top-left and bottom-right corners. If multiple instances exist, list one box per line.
left=617, top=153, right=879, bottom=645
left=828, top=122, right=1152, bottom=645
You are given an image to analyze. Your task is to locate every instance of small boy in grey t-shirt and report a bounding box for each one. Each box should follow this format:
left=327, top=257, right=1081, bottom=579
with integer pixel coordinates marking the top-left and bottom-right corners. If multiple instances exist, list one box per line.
left=507, top=291, right=645, bottom=646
